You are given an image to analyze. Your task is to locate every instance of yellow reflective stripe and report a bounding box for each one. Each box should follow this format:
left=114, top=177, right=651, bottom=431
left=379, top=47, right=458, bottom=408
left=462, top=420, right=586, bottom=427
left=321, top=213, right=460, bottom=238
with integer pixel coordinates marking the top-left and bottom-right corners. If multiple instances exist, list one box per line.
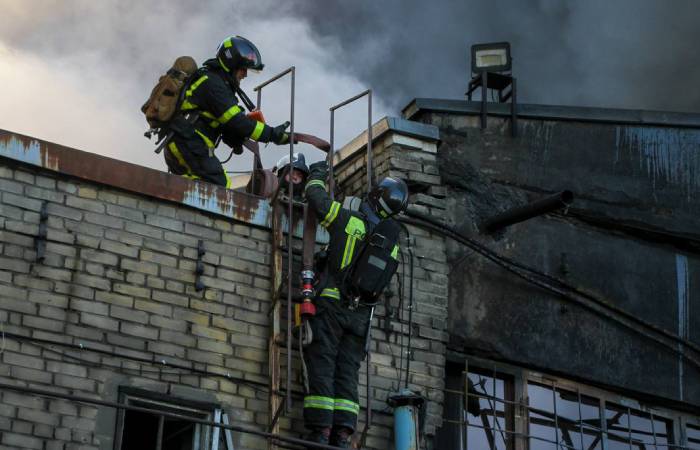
left=194, top=130, right=215, bottom=148
left=167, top=142, right=194, bottom=175
left=185, top=75, right=208, bottom=98
left=391, top=245, right=399, bottom=260
left=223, top=37, right=233, bottom=48
left=320, top=201, right=341, bottom=228
left=304, top=396, right=334, bottom=411
left=181, top=100, right=197, bottom=111
left=218, top=57, right=230, bottom=72
left=217, top=105, right=242, bottom=125
left=250, top=121, right=265, bottom=140
left=305, top=179, right=326, bottom=193
left=344, top=216, right=366, bottom=238
left=201, top=111, right=216, bottom=120
left=341, top=236, right=357, bottom=270
left=224, top=171, right=232, bottom=189
left=320, top=288, right=340, bottom=300
left=334, top=399, right=360, bottom=414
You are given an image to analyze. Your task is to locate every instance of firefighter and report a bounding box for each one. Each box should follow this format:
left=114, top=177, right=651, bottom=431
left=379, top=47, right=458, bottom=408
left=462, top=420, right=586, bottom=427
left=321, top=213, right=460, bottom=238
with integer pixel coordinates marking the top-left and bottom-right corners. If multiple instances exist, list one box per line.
left=274, top=152, right=309, bottom=201
left=164, top=36, right=290, bottom=188
left=302, top=160, right=408, bottom=447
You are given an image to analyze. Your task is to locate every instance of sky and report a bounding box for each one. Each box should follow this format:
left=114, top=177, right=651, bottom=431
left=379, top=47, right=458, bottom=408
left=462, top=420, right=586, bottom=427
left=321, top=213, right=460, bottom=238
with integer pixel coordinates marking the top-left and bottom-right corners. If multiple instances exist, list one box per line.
left=0, top=0, right=698, bottom=174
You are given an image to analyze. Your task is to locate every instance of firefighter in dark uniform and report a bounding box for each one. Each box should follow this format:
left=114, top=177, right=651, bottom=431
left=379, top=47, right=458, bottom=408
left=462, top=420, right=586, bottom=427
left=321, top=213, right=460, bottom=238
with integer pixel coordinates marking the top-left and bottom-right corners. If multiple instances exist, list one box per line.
left=164, top=36, right=290, bottom=188
left=302, top=160, right=409, bottom=447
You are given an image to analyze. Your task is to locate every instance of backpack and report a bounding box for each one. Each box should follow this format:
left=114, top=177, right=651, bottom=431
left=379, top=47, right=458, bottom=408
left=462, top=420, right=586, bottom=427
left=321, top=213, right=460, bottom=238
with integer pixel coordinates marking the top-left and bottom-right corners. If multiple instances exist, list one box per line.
left=141, top=56, right=198, bottom=129
left=342, top=218, right=401, bottom=305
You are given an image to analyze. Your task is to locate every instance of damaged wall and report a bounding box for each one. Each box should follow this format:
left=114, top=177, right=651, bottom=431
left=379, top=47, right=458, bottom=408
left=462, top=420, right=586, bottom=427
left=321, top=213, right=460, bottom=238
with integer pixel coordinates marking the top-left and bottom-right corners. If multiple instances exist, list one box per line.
left=405, top=100, right=700, bottom=410
left=0, top=120, right=448, bottom=450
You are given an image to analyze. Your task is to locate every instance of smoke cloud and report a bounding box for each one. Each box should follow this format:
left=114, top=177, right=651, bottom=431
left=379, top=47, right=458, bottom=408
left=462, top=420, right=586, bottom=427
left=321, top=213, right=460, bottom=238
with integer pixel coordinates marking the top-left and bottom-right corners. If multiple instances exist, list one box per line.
left=0, top=1, right=697, bottom=172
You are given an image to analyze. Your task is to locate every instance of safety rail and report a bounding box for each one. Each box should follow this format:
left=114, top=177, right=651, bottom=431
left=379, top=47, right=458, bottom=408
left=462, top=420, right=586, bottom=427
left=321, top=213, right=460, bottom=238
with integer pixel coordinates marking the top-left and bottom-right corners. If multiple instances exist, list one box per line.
left=329, top=89, right=373, bottom=196
left=253, top=67, right=296, bottom=450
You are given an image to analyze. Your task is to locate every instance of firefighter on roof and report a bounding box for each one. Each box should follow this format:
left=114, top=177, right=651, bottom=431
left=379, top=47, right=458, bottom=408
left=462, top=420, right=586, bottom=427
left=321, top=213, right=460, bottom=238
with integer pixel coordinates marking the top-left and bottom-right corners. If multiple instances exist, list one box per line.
left=302, top=160, right=408, bottom=448
left=163, top=36, right=290, bottom=187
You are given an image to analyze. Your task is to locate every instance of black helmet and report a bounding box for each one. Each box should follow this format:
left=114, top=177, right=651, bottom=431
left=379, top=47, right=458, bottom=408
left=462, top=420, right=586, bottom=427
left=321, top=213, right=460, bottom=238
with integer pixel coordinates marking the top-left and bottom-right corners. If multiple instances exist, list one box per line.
left=274, top=153, right=309, bottom=178
left=216, top=36, right=264, bottom=72
left=367, top=177, right=409, bottom=218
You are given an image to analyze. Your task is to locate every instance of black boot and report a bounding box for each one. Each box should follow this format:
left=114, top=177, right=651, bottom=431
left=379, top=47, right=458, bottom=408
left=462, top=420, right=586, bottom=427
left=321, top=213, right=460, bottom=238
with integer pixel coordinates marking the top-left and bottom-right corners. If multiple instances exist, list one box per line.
left=330, top=427, right=353, bottom=448
left=305, top=427, right=331, bottom=448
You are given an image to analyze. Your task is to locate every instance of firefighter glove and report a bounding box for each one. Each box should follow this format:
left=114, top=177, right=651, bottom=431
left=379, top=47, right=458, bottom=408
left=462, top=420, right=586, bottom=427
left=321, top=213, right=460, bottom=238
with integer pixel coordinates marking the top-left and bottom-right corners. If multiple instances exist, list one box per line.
left=271, top=121, right=290, bottom=145
left=308, top=161, right=329, bottom=182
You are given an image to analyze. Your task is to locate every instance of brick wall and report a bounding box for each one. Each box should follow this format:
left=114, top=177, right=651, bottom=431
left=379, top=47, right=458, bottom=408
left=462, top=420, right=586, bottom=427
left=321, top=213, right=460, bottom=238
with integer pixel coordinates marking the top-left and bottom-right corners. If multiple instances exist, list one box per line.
left=0, top=117, right=446, bottom=450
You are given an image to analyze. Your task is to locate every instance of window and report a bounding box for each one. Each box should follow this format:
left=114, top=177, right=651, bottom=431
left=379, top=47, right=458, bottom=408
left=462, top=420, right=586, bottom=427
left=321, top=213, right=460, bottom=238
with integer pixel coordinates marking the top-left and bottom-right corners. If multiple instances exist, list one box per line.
left=686, top=422, right=700, bottom=449
left=114, top=387, right=220, bottom=450
left=437, top=358, right=699, bottom=450
left=465, top=368, right=515, bottom=450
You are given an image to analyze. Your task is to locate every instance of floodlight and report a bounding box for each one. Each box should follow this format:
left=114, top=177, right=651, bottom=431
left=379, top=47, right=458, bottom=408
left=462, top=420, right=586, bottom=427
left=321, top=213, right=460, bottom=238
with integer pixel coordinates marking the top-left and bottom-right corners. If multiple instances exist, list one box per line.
left=471, top=42, right=511, bottom=73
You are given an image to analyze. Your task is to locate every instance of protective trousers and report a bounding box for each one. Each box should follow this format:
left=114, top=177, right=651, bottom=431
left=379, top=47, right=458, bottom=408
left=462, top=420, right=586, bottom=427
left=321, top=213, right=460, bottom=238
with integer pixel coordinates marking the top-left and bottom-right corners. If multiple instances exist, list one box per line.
left=303, top=298, right=370, bottom=432
left=164, top=135, right=231, bottom=188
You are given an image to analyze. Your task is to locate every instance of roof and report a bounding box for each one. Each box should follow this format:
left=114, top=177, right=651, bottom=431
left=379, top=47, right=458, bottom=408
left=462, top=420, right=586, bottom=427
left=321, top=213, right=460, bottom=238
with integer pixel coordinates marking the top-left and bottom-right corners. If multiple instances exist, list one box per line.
left=402, top=98, right=700, bottom=128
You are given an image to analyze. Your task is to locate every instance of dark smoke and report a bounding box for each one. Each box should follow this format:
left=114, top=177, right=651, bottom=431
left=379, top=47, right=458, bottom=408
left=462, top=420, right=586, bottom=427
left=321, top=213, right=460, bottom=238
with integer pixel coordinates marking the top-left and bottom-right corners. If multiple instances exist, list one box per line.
left=278, top=0, right=700, bottom=113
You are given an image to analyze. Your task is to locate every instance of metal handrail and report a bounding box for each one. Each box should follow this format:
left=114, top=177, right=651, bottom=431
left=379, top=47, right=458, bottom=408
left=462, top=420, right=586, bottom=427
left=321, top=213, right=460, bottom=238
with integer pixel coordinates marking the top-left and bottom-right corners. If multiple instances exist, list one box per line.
left=329, top=89, right=373, bottom=197
left=254, top=67, right=296, bottom=436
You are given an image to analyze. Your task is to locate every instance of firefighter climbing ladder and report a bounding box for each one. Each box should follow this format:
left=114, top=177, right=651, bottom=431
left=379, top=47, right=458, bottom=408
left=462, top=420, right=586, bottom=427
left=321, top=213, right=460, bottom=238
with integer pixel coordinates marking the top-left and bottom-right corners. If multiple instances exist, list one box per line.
left=257, top=63, right=376, bottom=448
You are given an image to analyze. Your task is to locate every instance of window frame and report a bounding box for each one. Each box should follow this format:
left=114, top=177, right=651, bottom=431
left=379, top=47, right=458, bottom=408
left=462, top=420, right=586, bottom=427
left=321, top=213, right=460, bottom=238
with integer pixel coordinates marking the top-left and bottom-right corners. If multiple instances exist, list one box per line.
left=113, top=386, right=221, bottom=450
left=460, top=356, right=699, bottom=450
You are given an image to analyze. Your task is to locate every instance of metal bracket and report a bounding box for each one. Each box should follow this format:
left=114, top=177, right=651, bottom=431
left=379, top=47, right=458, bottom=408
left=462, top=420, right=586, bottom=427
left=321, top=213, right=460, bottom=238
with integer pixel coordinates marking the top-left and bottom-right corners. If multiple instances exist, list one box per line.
left=195, top=239, right=205, bottom=292
left=35, top=201, right=49, bottom=262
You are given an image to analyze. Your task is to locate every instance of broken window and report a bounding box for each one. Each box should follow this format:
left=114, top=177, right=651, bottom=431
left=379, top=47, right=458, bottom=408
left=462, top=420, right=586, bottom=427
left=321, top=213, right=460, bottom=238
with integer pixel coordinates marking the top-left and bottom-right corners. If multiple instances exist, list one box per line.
left=604, top=403, right=673, bottom=449
left=441, top=358, right=698, bottom=450
left=688, top=423, right=700, bottom=449
left=527, top=382, right=602, bottom=450
left=114, top=387, right=220, bottom=450
left=465, top=368, right=515, bottom=450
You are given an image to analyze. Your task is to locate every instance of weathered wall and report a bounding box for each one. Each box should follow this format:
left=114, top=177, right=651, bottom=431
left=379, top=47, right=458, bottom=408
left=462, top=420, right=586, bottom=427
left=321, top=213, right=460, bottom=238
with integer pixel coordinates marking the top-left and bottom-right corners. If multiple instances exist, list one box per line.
left=407, top=102, right=700, bottom=410
left=0, top=119, right=448, bottom=450
left=331, top=117, right=449, bottom=445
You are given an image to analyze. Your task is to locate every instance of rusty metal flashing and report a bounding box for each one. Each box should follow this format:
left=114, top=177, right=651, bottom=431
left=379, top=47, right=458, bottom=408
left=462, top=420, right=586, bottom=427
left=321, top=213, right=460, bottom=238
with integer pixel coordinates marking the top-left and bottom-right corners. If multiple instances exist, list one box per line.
left=0, top=129, right=324, bottom=241
left=402, top=98, right=700, bottom=129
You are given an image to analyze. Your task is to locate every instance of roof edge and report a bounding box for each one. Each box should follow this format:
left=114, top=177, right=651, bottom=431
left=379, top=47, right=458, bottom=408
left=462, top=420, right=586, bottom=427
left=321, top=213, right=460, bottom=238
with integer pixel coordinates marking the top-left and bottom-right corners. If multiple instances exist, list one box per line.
left=402, top=98, right=700, bottom=128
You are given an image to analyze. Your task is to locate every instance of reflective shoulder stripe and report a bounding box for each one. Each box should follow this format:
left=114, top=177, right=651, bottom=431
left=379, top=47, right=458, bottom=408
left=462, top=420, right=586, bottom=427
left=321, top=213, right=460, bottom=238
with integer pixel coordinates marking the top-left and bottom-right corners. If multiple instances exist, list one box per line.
left=304, top=395, right=334, bottom=411
left=185, top=75, right=208, bottom=98
left=305, top=179, right=326, bottom=193
left=250, top=121, right=265, bottom=141
left=194, top=130, right=215, bottom=149
left=217, top=105, right=242, bottom=125
left=224, top=171, right=232, bottom=189
left=391, top=244, right=400, bottom=260
left=320, top=201, right=341, bottom=228
left=320, top=288, right=340, bottom=300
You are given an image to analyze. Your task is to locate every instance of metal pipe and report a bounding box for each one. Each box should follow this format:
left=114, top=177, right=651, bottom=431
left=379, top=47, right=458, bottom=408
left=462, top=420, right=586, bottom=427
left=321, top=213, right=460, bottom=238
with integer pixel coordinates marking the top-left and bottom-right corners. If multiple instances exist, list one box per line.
left=286, top=66, right=296, bottom=415
left=329, top=110, right=335, bottom=197
left=481, top=190, right=574, bottom=233
left=367, top=89, right=373, bottom=191
left=0, top=382, right=346, bottom=450
left=330, top=89, right=371, bottom=111
left=156, top=415, right=165, bottom=450
left=254, top=67, right=295, bottom=91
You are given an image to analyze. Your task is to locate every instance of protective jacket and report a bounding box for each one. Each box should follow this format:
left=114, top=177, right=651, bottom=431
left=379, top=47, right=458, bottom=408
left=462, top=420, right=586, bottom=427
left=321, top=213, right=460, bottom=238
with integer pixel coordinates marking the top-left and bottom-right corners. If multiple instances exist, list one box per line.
left=164, top=59, right=277, bottom=188
left=302, top=175, right=400, bottom=433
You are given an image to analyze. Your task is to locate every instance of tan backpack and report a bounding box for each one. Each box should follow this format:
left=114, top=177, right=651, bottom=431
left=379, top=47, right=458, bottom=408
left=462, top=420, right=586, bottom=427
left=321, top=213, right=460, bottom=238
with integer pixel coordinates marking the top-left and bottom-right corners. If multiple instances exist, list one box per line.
left=141, top=56, right=198, bottom=128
